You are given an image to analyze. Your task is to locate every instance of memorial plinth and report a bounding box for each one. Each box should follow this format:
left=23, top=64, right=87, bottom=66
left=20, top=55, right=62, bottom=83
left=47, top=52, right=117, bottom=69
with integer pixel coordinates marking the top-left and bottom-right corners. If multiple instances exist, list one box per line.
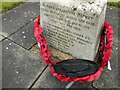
left=40, top=0, right=107, bottom=61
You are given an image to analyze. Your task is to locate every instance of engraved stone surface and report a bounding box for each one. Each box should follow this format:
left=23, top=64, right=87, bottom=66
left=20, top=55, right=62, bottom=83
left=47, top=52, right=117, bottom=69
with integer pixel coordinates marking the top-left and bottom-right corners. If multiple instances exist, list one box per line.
left=40, top=0, right=107, bottom=61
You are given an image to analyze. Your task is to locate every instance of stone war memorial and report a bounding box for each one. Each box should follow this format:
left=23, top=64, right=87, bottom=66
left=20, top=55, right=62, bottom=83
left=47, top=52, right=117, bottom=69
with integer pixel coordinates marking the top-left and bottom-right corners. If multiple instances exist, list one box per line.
left=34, top=0, right=113, bottom=84
left=40, top=0, right=107, bottom=61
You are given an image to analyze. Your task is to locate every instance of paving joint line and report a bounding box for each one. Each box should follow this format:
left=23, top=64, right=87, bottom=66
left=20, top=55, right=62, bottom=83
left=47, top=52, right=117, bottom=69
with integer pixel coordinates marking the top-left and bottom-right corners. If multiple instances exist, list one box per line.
left=28, top=42, right=37, bottom=51
left=1, top=18, right=38, bottom=50
left=0, top=34, right=5, bottom=37
left=91, top=85, right=99, bottom=90
left=90, top=82, right=99, bottom=90
left=7, top=17, right=37, bottom=38
left=113, top=44, right=119, bottom=47
left=6, top=38, right=29, bottom=51
left=0, top=37, right=7, bottom=42
left=28, top=65, right=48, bottom=90
left=1, top=17, right=38, bottom=50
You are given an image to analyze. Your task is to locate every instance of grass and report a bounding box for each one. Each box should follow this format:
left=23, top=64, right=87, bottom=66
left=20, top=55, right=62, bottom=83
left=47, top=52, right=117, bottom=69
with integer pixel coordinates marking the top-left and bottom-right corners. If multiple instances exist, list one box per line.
left=0, top=0, right=25, bottom=13
left=0, top=0, right=119, bottom=13
left=108, top=0, right=120, bottom=2
left=108, top=2, right=120, bottom=7
left=108, top=0, right=120, bottom=7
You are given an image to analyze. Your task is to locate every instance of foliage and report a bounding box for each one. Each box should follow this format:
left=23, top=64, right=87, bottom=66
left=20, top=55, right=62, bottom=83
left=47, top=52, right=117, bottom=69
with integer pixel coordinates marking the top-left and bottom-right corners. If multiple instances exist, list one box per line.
left=108, top=2, right=120, bottom=7
left=0, top=1, right=24, bottom=13
left=0, top=0, right=119, bottom=13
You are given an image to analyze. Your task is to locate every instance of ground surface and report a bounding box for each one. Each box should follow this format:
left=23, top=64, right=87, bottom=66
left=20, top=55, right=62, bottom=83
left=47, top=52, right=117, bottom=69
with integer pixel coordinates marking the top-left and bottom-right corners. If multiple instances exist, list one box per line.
left=0, top=2, right=119, bottom=89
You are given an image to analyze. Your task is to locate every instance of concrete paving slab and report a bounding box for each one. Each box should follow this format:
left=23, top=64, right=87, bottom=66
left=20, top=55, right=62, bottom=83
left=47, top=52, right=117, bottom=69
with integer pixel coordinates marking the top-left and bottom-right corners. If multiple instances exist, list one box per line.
left=93, top=45, right=118, bottom=88
left=118, top=7, right=120, bottom=88
left=98, top=89, right=118, bottom=90
left=118, top=44, right=120, bottom=88
left=2, top=39, right=46, bottom=88
left=32, top=67, right=67, bottom=88
left=1, top=2, right=40, bottom=37
left=32, top=67, right=94, bottom=89
left=28, top=47, right=67, bottom=88
left=9, top=21, right=36, bottom=50
left=70, top=82, right=95, bottom=89
left=106, top=6, right=119, bottom=47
